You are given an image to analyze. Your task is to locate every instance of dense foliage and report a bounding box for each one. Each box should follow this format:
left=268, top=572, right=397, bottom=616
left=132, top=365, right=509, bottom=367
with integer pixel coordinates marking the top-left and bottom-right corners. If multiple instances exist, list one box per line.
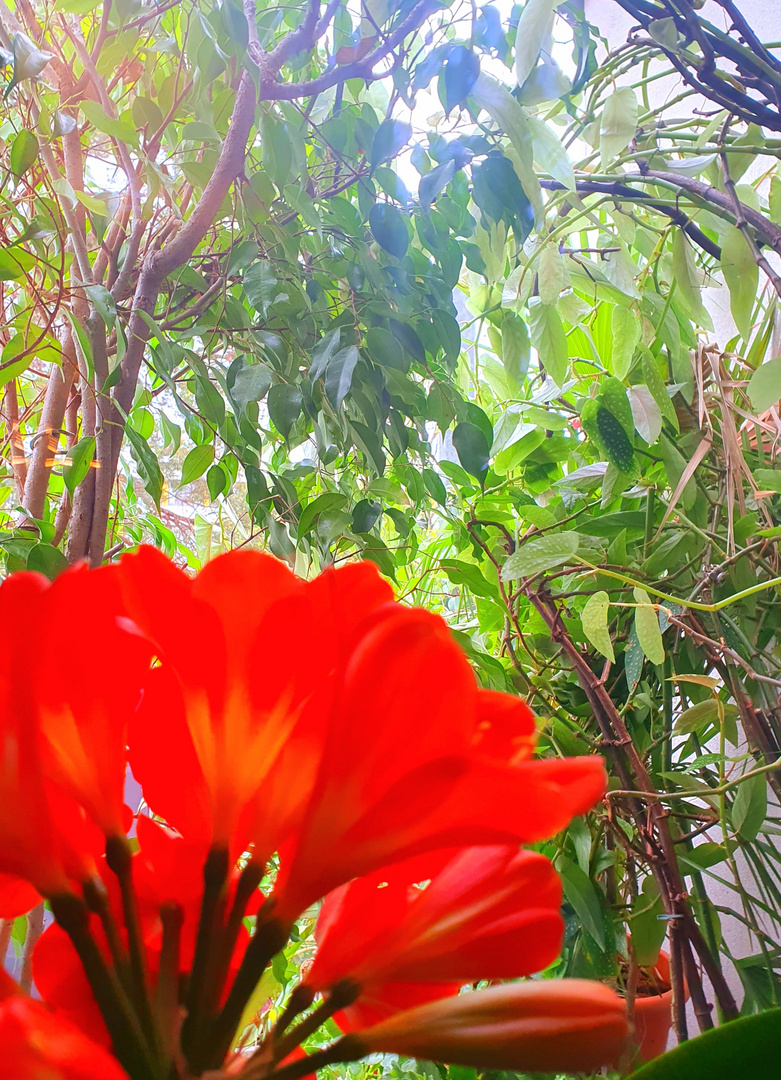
left=2, top=0, right=781, bottom=1074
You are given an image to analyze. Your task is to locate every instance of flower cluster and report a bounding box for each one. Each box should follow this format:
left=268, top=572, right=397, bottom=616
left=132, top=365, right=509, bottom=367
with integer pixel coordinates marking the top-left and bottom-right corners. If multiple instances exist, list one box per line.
left=0, top=547, right=627, bottom=1080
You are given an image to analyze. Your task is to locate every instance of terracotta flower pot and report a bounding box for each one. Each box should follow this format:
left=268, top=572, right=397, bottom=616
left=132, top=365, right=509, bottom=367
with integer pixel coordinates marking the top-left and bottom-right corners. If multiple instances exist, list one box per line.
left=631, top=950, right=685, bottom=1063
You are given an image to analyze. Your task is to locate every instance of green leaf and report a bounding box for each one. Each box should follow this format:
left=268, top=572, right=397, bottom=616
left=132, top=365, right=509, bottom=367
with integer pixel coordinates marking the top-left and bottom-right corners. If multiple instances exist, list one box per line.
left=0, top=249, right=26, bottom=281
left=642, top=351, right=679, bottom=431
left=502, top=531, right=580, bottom=580
left=671, top=228, right=711, bottom=327
left=731, top=771, right=767, bottom=843
left=452, top=421, right=490, bottom=484
left=527, top=114, right=575, bottom=190
left=179, top=444, right=214, bottom=488
left=351, top=498, right=382, bottom=533
left=538, top=243, right=565, bottom=306
left=124, top=424, right=164, bottom=509
left=528, top=298, right=567, bottom=386
left=369, top=203, right=409, bottom=257
left=628, top=385, right=662, bottom=445
left=84, top=283, right=117, bottom=327
left=625, top=620, right=644, bottom=690
left=501, top=310, right=530, bottom=389
left=370, top=119, right=412, bottom=169
left=27, top=542, right=69, bottom=579
left=259, top=113, right=293, bottom=187
left=611, top=305, right=640, bottom=381
left=63, top=435, right=96, bottom=494
left=582, top=591, right=614, bottom=663
left=419, top=159, right=456, bottom=208
left=558, top=856, right=606, bottom=950
left=324, top=345, right=359, bottom=408
left=600, top=87, right=638, bottom=163
left=675, top=699, right=721, bottom=734
left=80, top=101, right=139, bottom=147
left=633, top=586, right=665, bottom=666
left=631, top=876, right=666, bottom=968
left=298, top=492, right=349, bottom=538
left=515, top=0, right=556, bottom=89
left=365, top=327, right=406, bottom=371
left=267, top=384, right=303, bottom=441
left=10, top=129, right=38, bottom=177
left=5, top=33, right=52, bottom=98
left=0, top=334, right=33, bottom=385
left=472, top=73, right=534, bottom=169
left=747, top=354, right=781, bottom=413
left=581, top=399, right=638, bottom=476
left=720, top=225, right=757, bottom=339
left=471, top=154, right=534, bottom=241
left=308, top=328, right=342, bottom=381
left=423, top=467, right=447, bottom=505
left=625, top=1008, right=781, bottom=1080
left=441, top=45, right=479, bottom=115
left=753, top=468, right=781, bottom=493
left=231, top=361, right=272, bottom=414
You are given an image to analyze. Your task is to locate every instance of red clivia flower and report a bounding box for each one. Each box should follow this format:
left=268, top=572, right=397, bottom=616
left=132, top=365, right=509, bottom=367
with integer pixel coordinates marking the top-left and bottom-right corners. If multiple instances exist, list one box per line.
left=306, top=845, right=564, bottom=1030
left=0, top=970, right=130, bottom=1080
left=0, top=572, right=95, bottom=898
left=115, top=547, right=394, bottom=855
left=0, top=874, right=41, bottom=920
left=352, top=980, right=628, bottom=1074
left=26, top=563, right=153, bottom=840
left=272, top=616, right=605, bottom=919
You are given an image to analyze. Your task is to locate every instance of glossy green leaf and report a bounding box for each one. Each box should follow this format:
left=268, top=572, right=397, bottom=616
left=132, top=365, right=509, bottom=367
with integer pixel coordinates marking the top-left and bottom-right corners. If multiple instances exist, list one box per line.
left=179, top=444, right=214, bottom=488
left=626, top=1009, right=781, bottom=1080
left=628, top=385, right=662, bottom=445
left=502, top=531, right=580, bottom=580
left=731, top=770, right=767, bottom=843
left=231, top=361, right=272, bottom=414
left=10, top=129, right=38, bottom=176
left=80, top=101, right=138, bottom=147
left=630, top=876, right=667, bottom=968
left=369, top=203, right=409, bottom=257
left=558, top=855, right=606, bottom=950
left=63, top=435, right=96, bottom=494
left=452, top=421, right=490, bottom=484
left=582, top=590, right=614, bottom=662
left=324, top=345, right=359, bottom=408
left=441, top=45, right=479, bottom=115
left=370, top=119, right=412, bottom=169
left=515, top=0, right=556, bottom=89
left=600, top=87, right=638, bottom=162
left=721, top=225, right=758, bottom=339
left=528, top=298, right=567, bottom=386
left=747, top=354, right=781, bottom=413
left=123, top=424, right=163, bottom=509
left=611, top=305, right=640, bottom=381
left=633, top=586, right=665, bottom=666
left=27, top=542, right=68, bottom=578
left=268, top=384, right=303, bottom=441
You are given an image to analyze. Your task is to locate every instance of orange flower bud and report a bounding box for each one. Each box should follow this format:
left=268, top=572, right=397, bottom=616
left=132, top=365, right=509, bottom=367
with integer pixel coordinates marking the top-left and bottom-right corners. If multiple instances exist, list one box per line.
left=356, top=980, right=628, bottom=1075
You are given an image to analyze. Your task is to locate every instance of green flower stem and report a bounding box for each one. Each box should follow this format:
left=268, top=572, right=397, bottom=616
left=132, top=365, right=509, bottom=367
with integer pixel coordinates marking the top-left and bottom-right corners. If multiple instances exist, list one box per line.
left=270, top=980, right=360, bottom=1066
left=106, top=836, right=162, bottom=1063
left=271, top=983, right=316, bottom=1041
left=248, top=1035, right=365, bottom=1080
left=180, top=846, right=230, bottom=1062
left=188, top=858, right=266, bottom=1068
left=156, top=902, right=183, bottom=1067
left=50, top=893, right=158, bottom=1080
left=204, top=903, right=291, bottom=1071
left=82, top=876, right=131, bottom=990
